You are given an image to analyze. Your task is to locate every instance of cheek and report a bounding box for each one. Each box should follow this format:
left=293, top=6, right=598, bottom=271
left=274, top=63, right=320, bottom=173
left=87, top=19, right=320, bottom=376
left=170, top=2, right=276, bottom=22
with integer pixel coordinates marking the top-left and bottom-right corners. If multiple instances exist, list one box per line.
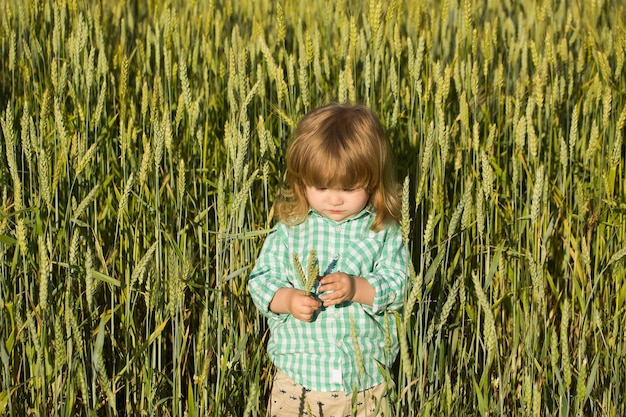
left=357, top=194, right=370, bottom=208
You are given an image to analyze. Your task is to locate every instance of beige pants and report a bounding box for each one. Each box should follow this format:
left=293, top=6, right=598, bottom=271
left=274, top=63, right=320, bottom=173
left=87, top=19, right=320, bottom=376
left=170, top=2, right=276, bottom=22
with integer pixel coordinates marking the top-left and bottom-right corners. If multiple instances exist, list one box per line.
left=267, top=370, right=390, bottom=417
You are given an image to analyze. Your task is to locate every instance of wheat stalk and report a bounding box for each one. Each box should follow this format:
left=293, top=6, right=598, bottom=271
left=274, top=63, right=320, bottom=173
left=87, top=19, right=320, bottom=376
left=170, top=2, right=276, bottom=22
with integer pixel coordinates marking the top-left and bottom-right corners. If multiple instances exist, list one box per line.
left=276, top=3, right=286, bottom=43
left=437, top=278, right=460, bottom=335
left=522, top=371, right=533, bottom=413
left=53, top=315, right=67, bottom=371
left=65, top=297, right=84, bottom=355
left=234, top=120, right=250, bottom=184
left=472, top=271, right=497, bottom=362
left=611, top=129, right=623, bottom=168
left=153, top=117, right=165, bottom=168
left=19, top=101, right=33, bottom=170
left=27, top=311, right=43, bottom=370
left=597, top=51, right=612, bottom=83
left=475, top=187, right=485, bottom=238
left=559, top=132, right=568, bottom=173
left=1, top=104, right=18, bottom=182
left=461, top=181, right=473, bottom=231
left=130, top=241, right=158, bottom=289
left=15, top=218, right=28, bottom=255
left=76, top=361, right=89, bottom=407
left=447, top=196, right=464, bottom=240
left=527, top=100, right=538, bottom=160
left=415, top=122, right=435, bottom=207
left=167, top=251, right=180, bottom=318
left=602, top=87, right=612, bottom=129
left=561, top=298, right=572, bottom=388
left=396, top=310, right=412, bottom=386
left=530, top=165, right=544, bottom=224
left=298, top=42, right=310, bottom=110
left=293, top=249, right=318, bottom=296
left=38, top=236, right=50, bottom=312
left=117, top=172, right=134, bottom=219
left=286, top=54, right=295, bottom=90
left=576, top=354, right=588, bottom=407
left=569, top=106, right=579, bottom=160
left=217, top=173, right=226, bottom=232
left=85, top=245, right=94, bottom=312
left=584, top=120, right=600, bottom=162
left=8, top=29, right=16, bottom=71
left=515, top=115, right=526, bottom=150
left=403, top=264, right=421, bottom=327
left=608, top=246, right=626, bottom=267
left=350, top=314, right=365, bottom=378
left=93, top=342, right=116, bottom=412
left=400, top=176, right=411, bottom=245
left=532, top=379, right=541, bottom=417
left=527, top=253, right=546, bottom=316
left=138, top=135, right=152, bottom=186
left=37, top=148, right=52, bottom=208
left=75, top=141, right=97, bottom=175
left=481, top=151, right=493, bottom=200
left=338, top=68, right=347, bottom=103
left=243, top=383, right=259, bottom=417
left=73, top=184, right=100, bottom=221
left=550, top=326, right=559, bottom=376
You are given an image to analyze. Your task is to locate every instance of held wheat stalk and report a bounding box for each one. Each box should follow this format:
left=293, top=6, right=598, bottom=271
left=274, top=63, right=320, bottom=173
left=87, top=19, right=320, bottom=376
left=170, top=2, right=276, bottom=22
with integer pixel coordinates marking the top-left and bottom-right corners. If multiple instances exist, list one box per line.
left=293, top=249, right=319, bottom=296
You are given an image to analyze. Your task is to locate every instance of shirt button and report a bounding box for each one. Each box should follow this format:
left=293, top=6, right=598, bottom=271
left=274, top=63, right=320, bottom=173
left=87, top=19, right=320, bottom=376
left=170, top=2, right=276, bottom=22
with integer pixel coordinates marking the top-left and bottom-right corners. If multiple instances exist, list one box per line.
left=336, top=341, right=342, bottom=347
left=335, top=225, right=341, bottom=231
left=335, top=313, right=340, bottom=318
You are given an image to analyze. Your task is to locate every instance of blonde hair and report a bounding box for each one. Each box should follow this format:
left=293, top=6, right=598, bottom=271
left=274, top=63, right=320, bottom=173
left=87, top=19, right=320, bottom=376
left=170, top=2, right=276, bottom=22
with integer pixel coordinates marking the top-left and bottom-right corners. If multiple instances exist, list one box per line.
left=277, top=103, right=401, bottom=231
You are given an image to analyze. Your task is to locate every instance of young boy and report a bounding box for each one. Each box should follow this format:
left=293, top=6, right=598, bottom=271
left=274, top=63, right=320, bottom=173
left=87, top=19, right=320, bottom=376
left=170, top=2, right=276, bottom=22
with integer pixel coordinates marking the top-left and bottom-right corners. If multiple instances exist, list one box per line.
left=248, top=103, right=408, bottom=416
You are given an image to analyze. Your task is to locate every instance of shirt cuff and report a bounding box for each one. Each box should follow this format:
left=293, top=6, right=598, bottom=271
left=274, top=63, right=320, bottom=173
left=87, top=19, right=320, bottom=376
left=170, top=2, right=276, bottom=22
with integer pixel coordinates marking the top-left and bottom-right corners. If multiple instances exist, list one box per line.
left=248, top=276, right=291, bottom=321
left=366, top=273, right=402, bottom=314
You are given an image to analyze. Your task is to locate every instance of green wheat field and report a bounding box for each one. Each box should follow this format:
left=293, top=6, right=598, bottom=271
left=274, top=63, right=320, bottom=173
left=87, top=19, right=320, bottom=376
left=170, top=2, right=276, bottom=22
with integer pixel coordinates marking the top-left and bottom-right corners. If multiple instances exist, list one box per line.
left=1, top=0, right=625, bottom=415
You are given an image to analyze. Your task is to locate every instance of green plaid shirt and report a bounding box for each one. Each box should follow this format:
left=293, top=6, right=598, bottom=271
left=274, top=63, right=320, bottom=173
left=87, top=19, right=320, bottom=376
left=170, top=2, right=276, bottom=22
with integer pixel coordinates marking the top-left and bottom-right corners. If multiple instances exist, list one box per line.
left=248, top=207, right=408, bottom=392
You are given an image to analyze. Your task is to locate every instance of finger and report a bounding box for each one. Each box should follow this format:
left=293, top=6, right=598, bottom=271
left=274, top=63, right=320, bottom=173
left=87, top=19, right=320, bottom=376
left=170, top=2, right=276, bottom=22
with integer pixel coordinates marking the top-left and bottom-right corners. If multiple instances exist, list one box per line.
left=300, top=305, right=318, bottom=318
left=319, top=274, right=339, bottom=285
left=306, top=300, right=321, bottom=310
left=318, top=283, right=337, bottom=293
left=322, top=296, right=338, bottom=306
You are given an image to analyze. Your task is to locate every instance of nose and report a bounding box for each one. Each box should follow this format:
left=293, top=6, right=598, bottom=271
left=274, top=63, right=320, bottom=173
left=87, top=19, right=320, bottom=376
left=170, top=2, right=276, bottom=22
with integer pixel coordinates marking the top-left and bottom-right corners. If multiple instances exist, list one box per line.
left=328, top=191, right=343, bottom=206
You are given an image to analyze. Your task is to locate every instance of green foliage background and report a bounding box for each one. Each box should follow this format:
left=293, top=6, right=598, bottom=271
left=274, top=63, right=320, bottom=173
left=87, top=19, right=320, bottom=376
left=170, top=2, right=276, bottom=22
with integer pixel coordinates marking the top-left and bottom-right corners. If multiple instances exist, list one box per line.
left=1, top=0, right=625, bottom=415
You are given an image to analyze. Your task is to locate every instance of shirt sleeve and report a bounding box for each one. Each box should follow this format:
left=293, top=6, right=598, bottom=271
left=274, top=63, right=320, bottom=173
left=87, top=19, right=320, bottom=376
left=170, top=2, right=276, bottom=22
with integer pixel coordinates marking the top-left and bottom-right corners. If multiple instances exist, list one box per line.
left=248, top=224, right=293, bottom=321
left=363, top=224, right=409, bottom=314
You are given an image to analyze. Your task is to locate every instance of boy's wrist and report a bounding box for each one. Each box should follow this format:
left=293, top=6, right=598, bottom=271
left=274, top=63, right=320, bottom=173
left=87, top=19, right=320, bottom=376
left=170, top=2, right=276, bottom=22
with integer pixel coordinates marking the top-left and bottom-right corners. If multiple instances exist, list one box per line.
left=351, top=276, right=375, bottom=306
left=270, top=287, right=296, bottom=315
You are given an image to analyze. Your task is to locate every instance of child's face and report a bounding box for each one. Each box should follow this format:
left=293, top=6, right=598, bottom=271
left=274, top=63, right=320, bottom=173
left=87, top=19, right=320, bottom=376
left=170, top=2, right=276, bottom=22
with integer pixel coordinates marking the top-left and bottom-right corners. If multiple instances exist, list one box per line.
left=305, top=186, right=369, bottom=222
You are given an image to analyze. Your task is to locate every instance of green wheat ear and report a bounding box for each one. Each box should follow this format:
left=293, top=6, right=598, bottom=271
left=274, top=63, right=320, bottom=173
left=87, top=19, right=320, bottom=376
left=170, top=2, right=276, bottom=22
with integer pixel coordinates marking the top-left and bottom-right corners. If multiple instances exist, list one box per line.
left=293, top=248, right=318, bottom=296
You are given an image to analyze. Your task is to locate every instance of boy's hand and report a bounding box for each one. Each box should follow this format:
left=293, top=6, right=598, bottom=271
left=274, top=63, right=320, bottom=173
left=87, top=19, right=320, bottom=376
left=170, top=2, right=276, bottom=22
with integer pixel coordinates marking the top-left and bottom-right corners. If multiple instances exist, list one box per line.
left=318, top=272, right=357, bottom=306
left=288, top=291, right=322, bottom=322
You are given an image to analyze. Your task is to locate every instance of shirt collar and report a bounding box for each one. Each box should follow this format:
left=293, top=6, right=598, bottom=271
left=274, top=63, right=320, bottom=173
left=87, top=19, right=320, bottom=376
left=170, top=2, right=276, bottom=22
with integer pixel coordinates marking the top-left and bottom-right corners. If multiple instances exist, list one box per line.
left=308, top=205, right=374, bottom=224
